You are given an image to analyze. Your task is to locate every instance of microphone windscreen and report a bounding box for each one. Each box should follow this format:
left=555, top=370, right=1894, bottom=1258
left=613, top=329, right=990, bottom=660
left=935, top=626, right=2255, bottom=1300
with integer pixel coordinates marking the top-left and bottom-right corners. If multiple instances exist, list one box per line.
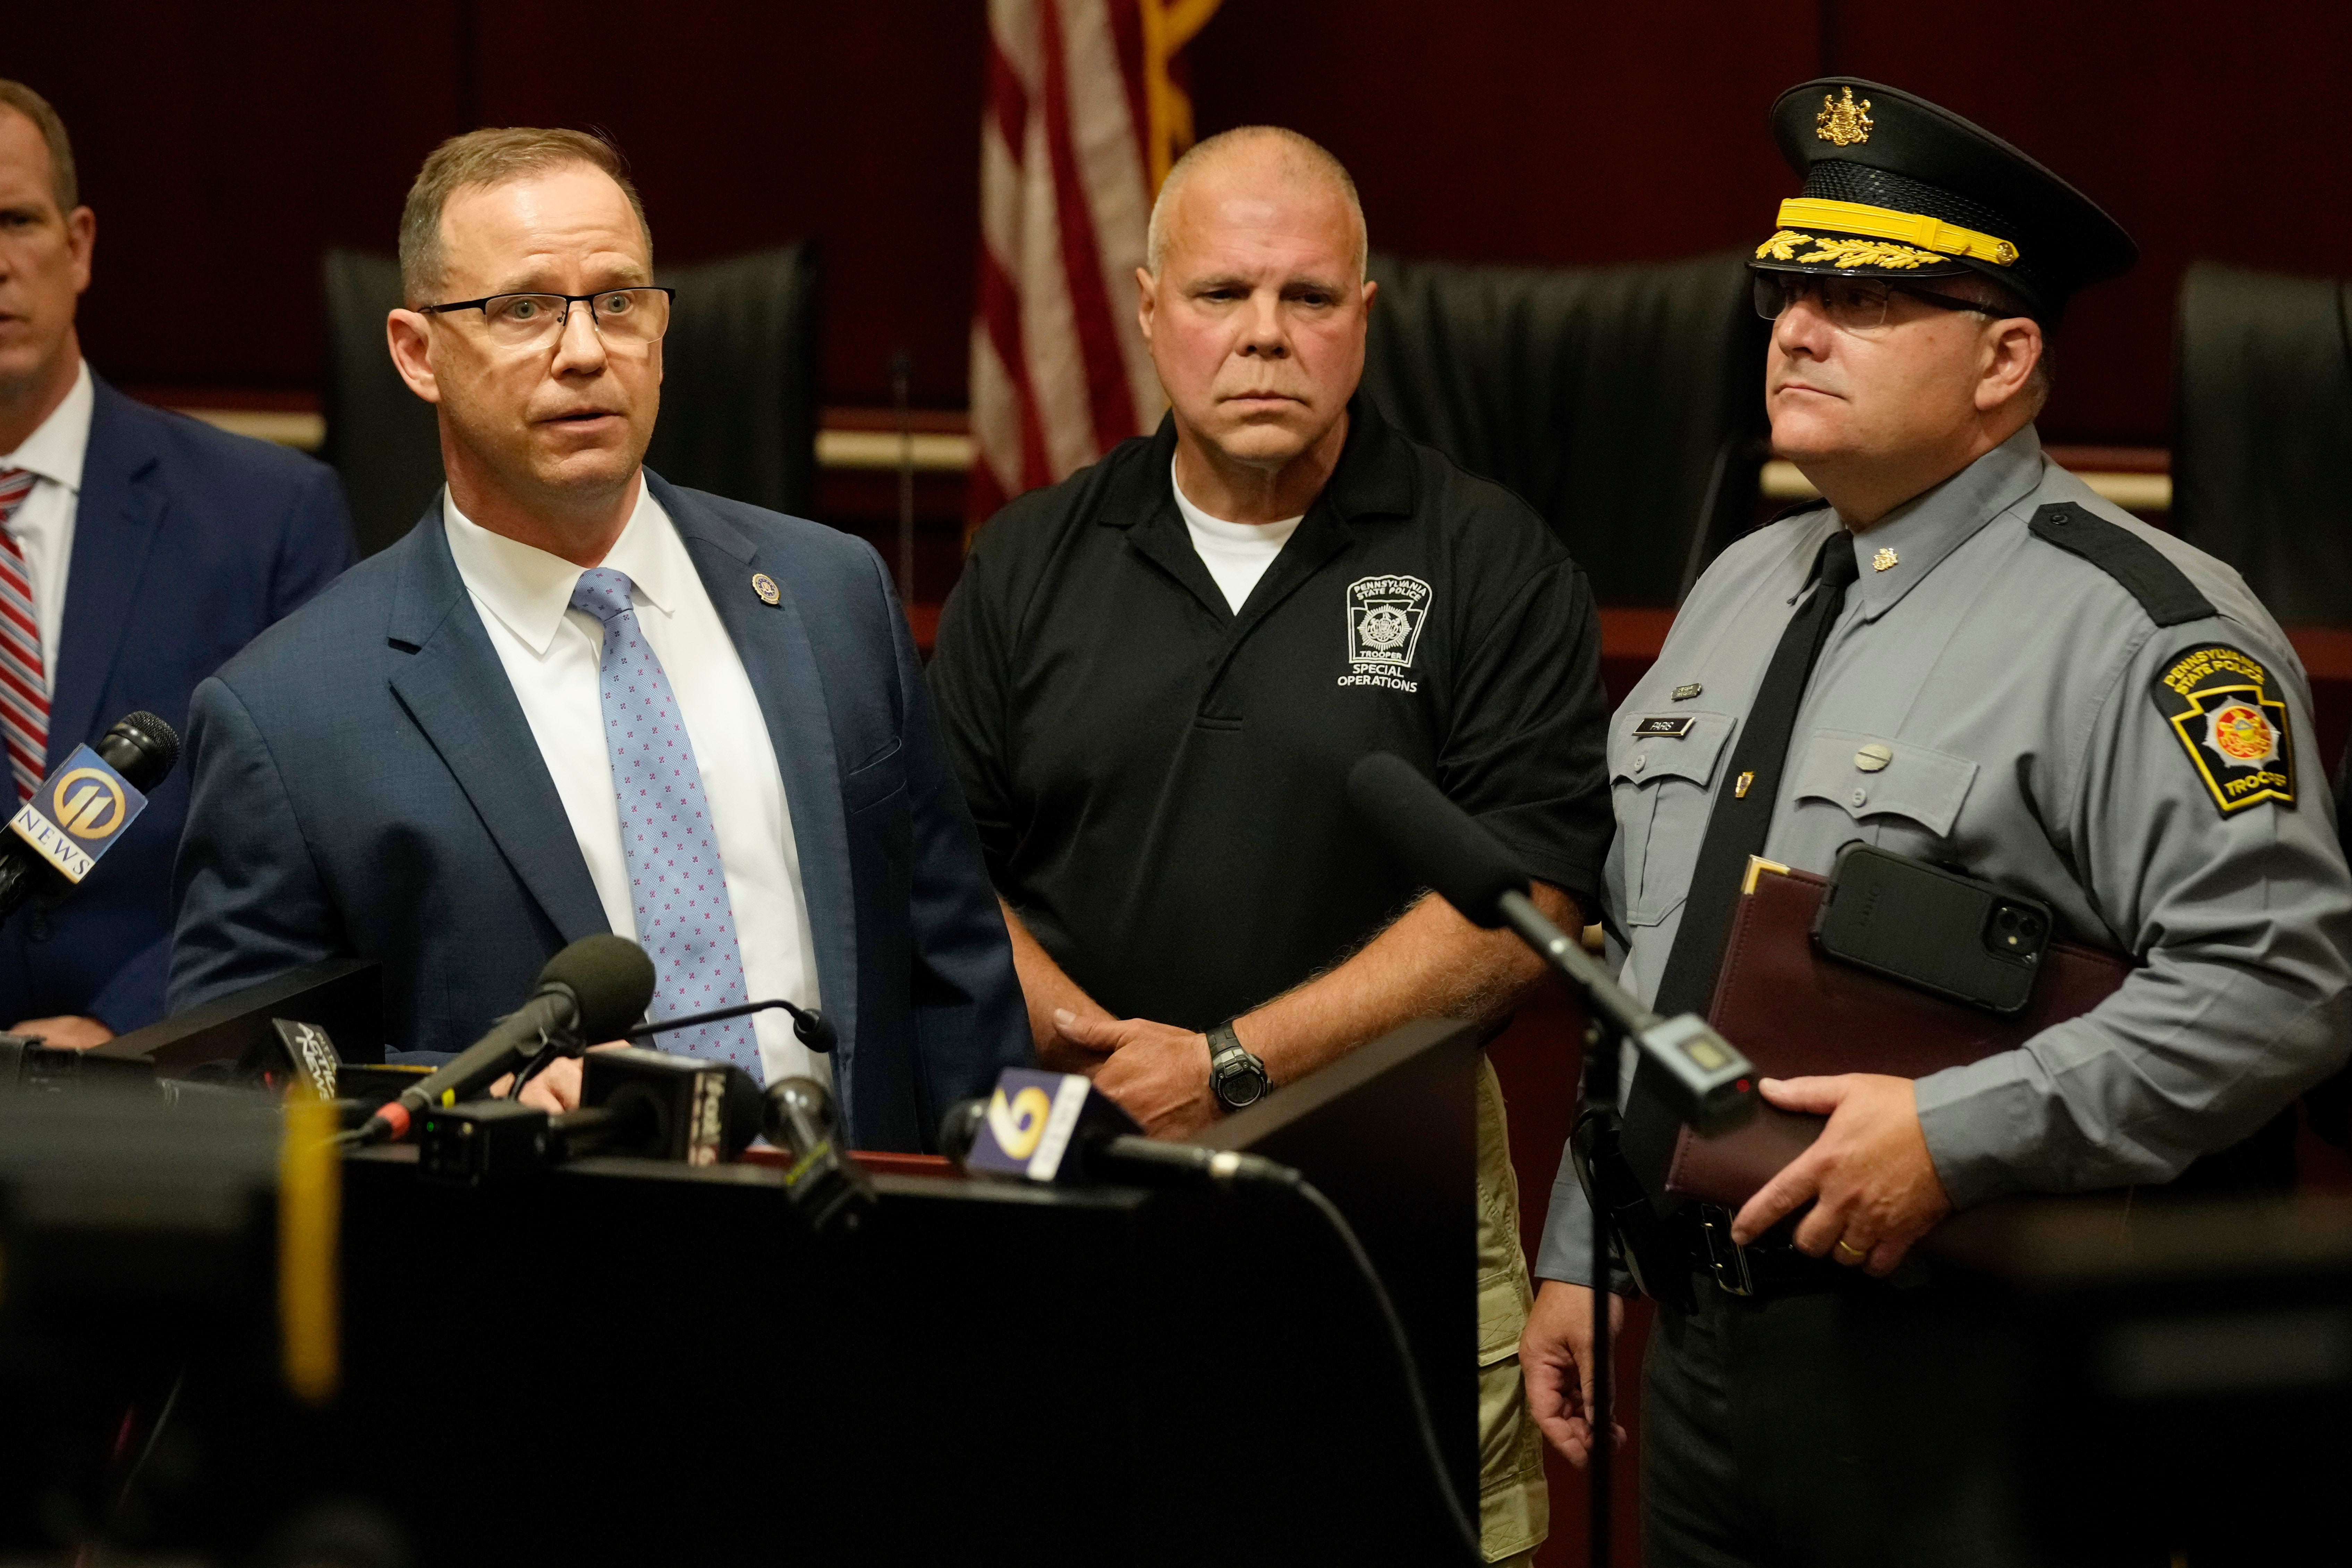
left=938, top=1099, right=985, bottom=1165
left=720, top=1066, right=765, bottom=1159
left=539, top=934, right=657, bottom=1041
left=1346, top=753, right=1527, bottom=929
left=99, top=711, right=181, bottom=792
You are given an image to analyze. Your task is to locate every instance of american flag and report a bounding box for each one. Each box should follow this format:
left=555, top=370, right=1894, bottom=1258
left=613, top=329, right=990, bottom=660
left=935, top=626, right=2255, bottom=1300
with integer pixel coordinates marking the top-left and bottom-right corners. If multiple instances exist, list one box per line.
left=967, top=0, right=1221, bottom=527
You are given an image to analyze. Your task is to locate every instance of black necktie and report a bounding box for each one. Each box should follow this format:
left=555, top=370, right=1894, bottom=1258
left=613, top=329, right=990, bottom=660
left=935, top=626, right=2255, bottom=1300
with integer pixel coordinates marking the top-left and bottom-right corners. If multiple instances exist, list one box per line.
left=1620, top=527, right=1861, bottom=1194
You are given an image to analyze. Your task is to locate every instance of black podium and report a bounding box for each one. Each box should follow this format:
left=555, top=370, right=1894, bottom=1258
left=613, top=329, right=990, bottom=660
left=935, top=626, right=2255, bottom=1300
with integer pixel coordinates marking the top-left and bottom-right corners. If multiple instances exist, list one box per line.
left=0, top=1017, right=1478, bottom=1566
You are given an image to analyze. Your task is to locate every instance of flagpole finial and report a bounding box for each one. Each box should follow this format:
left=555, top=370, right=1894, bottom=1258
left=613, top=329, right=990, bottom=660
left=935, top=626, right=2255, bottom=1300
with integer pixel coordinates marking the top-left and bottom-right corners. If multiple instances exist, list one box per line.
left=1141, top=0, right=1222, bottom=194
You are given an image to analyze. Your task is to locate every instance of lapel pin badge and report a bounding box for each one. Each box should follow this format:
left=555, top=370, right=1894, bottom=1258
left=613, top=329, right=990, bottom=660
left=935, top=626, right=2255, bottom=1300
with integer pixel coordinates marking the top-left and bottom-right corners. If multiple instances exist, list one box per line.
left=1872, top=547, right=1899, bottom=572
left=751, top=572, right=781, bottom=606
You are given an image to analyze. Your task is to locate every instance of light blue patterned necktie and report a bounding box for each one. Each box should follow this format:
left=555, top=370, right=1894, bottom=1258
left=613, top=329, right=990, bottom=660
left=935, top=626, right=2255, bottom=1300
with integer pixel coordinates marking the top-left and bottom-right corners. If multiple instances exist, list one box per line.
left=570, top=567, right=761, bottom=1080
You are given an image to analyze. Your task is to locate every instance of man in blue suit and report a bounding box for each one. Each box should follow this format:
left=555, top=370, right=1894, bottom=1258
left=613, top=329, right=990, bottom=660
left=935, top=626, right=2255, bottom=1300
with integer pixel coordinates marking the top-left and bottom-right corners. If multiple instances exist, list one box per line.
left=170, top=127, right=1026, bottom=1149
left=0, top=80, right=350, bottom=1045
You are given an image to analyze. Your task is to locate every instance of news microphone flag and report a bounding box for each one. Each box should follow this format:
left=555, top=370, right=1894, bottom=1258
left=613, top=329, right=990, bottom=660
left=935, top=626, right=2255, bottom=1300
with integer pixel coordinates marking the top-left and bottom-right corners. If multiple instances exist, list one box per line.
left=7, top=742, right=149, bottom=884
left=964, top=1067, right=1140, bottom=1183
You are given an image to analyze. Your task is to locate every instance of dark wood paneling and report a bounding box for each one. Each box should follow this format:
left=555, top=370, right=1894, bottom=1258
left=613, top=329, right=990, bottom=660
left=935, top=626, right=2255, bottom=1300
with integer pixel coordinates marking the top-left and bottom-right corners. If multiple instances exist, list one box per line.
left=15, top=1, right=986, bottom=408
left=1827, top=2, right=2352, bottom=442
left=19, top=5, right=2352, bottom=440
left=1190, top=0, right=2352, bottom=446
left=17, top=1, right=462, bottom=390
left=1190, top=0, right=1820, bottom=269
left=469, top=0, right=988, bottom=409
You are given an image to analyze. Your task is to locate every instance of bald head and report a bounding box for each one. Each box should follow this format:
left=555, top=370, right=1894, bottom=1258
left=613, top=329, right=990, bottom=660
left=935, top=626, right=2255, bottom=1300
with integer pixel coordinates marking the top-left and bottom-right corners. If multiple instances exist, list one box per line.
left=1147, top=125, right=1367, bottom=281
left=1134, top=125, right=1375, bottom=521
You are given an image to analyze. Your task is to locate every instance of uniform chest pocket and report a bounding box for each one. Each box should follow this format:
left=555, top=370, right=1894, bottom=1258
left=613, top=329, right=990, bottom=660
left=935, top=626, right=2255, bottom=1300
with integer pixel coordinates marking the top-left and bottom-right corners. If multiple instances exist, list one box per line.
left=1788, top=730, right=1977, bottom=852
left=1610, top=712, right=1735, bottom=927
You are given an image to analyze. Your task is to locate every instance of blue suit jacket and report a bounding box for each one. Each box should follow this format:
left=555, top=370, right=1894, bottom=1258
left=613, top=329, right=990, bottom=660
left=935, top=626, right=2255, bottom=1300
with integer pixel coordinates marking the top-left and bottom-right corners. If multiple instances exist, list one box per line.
left=168, top=473, right=1029, bottom=1151
left=0, top=378, right=352, bottom=1032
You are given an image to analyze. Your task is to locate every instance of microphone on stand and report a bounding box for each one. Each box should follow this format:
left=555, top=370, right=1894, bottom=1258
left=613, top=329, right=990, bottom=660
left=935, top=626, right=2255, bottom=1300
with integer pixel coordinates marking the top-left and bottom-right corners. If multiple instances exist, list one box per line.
left=1347, top=751, right=1752, bottom=1568
left=416, top=1049, right=764, bottom=1184
left=1344, top=752, right=1758, bottom=1132
left=0, top=711, right=181, bottom=926
left=936, top=1073, right=1298, bottom=1190
left=352, top=935, right=655, bottom=1146
left=554, top=1053, right=764, bottom=1163
left=628, top=997, right=835, bottom=1054
left=763, top=1076, right=874, bottom=1235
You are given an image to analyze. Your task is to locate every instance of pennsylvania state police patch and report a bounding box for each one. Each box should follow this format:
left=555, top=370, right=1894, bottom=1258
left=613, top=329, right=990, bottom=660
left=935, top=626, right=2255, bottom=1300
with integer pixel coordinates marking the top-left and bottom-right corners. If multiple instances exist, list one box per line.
left=2150, top=645, right=2296, bottom=815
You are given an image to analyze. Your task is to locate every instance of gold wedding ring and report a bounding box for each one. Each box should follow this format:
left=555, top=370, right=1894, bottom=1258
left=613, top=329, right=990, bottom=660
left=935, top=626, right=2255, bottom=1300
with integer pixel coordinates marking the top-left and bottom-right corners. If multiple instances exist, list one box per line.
left=1836, top=1239, right=1867, bottom=1260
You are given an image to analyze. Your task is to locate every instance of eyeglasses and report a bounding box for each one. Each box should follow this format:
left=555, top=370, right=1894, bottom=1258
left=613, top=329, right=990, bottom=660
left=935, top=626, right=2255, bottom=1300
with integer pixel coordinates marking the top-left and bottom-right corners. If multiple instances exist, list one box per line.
left=1752, top=272, right=2004, bottom=336
left=417, top=286, right=674, bottom=349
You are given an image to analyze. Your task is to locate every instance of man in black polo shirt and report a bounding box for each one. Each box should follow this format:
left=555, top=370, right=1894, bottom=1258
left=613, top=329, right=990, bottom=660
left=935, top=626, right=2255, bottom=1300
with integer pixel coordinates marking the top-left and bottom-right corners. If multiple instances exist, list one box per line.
left=928, top=126, right=1610, bottom=1564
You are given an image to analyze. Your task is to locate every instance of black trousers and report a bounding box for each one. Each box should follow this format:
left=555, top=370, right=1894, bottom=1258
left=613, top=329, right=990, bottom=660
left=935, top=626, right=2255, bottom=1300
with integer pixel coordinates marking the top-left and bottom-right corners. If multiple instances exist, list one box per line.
left=1640, top=1277, right=2045, bottom=1568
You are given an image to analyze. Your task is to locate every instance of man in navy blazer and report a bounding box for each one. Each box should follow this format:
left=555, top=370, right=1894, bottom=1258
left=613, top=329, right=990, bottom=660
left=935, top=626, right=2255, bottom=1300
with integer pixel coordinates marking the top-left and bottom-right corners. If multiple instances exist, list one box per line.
left=169, top=127, right=1025, bottom=1149
left=0, top=81, right=350, bottom=1044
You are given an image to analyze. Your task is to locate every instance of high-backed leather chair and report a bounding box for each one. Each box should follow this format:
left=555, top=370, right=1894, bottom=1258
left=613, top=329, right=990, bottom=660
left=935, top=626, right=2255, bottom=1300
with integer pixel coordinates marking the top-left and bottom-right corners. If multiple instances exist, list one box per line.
left=2172, top=261, right=2352, bottom=626
left=320, top=243, right=824, bottom=558
left=643, top=243, right=824, bottom=526
left=320, top=249, right=443, bottom=560
left=1359, top=248, right=1768, bottom=606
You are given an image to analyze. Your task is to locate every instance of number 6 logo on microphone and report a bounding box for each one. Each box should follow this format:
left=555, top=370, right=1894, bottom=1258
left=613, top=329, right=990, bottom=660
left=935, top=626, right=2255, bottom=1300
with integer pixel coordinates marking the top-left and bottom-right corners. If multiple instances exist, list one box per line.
left=986, top=1083, right=1053, bottom=1159
left=963, top=1069, right=1103, bottom=1181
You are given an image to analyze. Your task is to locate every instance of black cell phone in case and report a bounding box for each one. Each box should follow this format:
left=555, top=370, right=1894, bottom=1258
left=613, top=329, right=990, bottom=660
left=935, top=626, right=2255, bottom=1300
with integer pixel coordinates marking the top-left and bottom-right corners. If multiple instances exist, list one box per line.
left=1810, top=843, right=2055, bottom=1015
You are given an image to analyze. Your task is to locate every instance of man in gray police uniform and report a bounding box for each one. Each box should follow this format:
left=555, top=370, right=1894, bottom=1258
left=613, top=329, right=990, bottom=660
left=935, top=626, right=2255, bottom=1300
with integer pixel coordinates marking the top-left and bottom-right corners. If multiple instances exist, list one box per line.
left=1519, top=78, right=2352, bottom=1564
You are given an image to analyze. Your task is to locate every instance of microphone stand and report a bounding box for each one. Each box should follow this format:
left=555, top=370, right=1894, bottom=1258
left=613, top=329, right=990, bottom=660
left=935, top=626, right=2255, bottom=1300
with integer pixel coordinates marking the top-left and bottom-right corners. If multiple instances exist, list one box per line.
left=1494, top=892, right=1621, bottom=1567
left=504, top=999, right=835, bottom=1101
left=1491, top=889, right=1756, bottom=1568
left=626, top=997, right=836, bottom=1054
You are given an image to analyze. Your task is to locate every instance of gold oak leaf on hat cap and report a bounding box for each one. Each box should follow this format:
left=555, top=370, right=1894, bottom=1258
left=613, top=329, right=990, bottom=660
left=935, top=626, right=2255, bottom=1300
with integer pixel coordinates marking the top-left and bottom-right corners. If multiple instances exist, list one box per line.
left=1753, top=77, right=2138, bottom=317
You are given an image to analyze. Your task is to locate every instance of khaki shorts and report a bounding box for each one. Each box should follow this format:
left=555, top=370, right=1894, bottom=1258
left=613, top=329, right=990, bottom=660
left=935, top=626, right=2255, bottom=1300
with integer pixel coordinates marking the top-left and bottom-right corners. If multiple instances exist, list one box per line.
left=1476, top=1053, right=1547, bottom=1561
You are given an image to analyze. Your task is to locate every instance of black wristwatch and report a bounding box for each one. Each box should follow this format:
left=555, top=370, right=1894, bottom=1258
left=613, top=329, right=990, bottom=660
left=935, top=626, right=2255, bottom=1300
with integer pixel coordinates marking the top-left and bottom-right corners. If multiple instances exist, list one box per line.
left=1206, top=1020, right=1270, bottom=1110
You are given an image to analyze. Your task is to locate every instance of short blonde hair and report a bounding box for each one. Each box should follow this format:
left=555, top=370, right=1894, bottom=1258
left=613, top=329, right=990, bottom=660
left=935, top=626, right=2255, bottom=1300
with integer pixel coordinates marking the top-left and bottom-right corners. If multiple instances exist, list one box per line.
left=1147, top=125, right=1367, bottom=280
left=397, top=127, right=650, bottom=305
left=0, top=80, right=78, bottom=213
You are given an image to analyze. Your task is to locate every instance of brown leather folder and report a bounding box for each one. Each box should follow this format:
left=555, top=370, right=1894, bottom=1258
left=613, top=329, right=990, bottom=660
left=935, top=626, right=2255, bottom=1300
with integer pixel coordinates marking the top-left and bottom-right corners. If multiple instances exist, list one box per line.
left=1665, top=858, right=2132, bottom=1209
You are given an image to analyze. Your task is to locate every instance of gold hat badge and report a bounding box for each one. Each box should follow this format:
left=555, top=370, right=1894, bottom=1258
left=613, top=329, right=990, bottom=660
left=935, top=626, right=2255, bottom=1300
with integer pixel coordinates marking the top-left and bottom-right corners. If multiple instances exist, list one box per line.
left=1816, top=86, right=1874, bottom=147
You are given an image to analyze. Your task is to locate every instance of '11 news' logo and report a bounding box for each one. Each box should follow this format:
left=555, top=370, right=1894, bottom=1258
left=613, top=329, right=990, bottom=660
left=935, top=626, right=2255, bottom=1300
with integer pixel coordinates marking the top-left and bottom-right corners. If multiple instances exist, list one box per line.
left=7, top=744, right=148, bottom=883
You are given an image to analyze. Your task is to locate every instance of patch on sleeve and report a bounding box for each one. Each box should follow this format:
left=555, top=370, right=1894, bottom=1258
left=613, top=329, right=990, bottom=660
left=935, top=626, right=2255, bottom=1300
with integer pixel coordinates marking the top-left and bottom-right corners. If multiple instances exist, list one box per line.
left=2148, top=644, right=2296, bottom=814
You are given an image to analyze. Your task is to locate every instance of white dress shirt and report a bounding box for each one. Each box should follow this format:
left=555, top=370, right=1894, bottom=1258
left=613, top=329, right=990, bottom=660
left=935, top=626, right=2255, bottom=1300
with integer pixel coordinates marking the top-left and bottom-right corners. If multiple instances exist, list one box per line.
left=1171, top=460, right=1302, bottom=614
left=0, top=359, right=95, bottom=680
left=442, top=481, right=827, bottom=1086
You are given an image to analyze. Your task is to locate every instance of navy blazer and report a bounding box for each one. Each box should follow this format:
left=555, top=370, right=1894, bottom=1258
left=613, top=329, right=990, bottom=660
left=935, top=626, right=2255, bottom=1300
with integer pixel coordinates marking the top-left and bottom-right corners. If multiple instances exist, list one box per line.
left=168, top=473, right=1029, bottom=1151
left=0, top=378, right=352, bottom=1032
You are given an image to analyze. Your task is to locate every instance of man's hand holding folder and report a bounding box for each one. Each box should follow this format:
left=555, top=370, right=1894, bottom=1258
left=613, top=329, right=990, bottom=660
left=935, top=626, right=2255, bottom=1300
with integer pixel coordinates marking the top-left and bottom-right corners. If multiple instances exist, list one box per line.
left=1729, top=1073, right=1954, bottom=1277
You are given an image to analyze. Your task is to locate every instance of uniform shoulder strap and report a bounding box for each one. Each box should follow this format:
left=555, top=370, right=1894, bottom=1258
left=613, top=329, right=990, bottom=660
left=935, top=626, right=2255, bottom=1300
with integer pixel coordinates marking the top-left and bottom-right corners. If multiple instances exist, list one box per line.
left=1765, top=497, right=1833, bottom=526
left=2026, top=502, right=2216, bottom=627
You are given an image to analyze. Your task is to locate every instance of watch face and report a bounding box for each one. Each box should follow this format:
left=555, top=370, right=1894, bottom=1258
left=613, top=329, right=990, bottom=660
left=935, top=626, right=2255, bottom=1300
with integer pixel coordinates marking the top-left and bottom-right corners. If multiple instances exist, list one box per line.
left=1217, top=1065, right=1267, bottom=1108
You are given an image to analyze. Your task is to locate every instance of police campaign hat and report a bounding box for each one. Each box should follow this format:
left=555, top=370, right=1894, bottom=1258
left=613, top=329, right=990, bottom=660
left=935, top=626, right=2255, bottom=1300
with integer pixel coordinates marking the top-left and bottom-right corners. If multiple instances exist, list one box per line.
left=1754, top=78, right=2137, bottom=315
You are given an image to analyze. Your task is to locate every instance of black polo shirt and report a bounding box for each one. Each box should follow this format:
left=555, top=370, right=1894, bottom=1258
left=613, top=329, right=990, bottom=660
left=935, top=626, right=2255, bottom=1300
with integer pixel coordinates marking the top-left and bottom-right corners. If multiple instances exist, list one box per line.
left=928, top=396, right=1611, bottom=1030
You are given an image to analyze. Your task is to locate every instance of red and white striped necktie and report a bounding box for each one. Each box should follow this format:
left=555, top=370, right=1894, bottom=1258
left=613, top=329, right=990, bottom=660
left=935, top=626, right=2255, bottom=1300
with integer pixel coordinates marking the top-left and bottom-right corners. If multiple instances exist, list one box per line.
left=0, top=468, right=49, bottom=804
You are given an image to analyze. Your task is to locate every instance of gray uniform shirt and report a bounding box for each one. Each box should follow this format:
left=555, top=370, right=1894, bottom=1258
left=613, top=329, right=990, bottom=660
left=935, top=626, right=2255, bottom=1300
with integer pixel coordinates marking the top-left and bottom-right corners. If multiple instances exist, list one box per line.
left=1536, top=426, right=2352, bottom=1283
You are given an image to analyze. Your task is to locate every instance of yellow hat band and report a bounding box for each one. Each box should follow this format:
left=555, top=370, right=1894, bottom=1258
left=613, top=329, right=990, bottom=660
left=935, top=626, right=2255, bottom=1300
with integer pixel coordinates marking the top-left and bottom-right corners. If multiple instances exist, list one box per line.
left=1772, top=197, right=2020, bottom=267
